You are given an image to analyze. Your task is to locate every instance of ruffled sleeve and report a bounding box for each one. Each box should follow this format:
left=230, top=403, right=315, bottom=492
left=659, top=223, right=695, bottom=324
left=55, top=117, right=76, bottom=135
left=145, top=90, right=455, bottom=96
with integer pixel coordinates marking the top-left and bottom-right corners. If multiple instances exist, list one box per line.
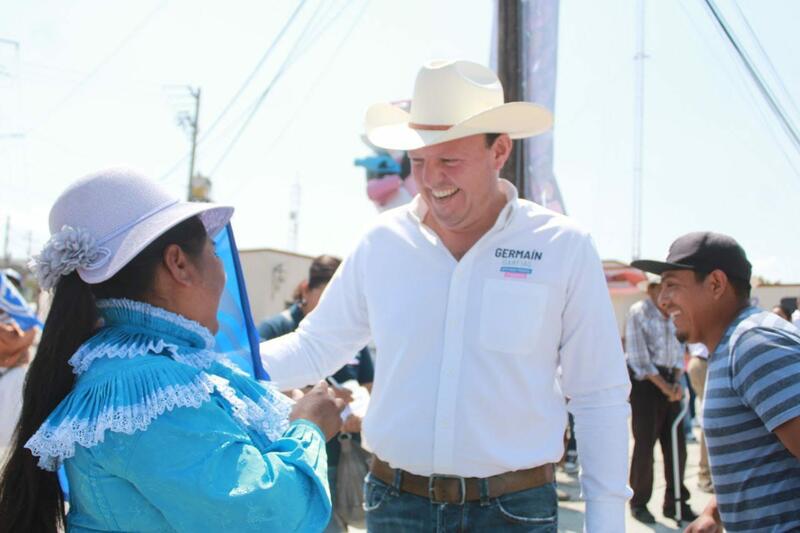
left=96, top=393, right=331, bottom=532
left=27, top=354, right=330, bottom=531
left=26, top=356, right=215, bottom=471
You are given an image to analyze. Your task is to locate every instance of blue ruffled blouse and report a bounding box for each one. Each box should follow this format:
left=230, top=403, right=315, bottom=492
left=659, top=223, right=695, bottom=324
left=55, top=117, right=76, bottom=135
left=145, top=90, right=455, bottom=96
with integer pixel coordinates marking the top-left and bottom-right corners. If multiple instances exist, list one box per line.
left=25, top=299, right=331, bottom=532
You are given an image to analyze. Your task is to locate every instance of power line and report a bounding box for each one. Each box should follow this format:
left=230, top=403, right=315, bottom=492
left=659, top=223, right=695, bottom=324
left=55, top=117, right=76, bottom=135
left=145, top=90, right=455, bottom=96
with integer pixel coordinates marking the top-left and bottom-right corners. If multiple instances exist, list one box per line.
left=27, top=0, right=168, bottom=134
left=158, top=0, right=309, bottom=182
left=676, top=0, right=800, bottom=180
left=730, top=0, right=800, bottom=122
left=228, top=0, right=370, bottom=199
left=292, top=0, right=350, bottom=59
left=263, top=0, right=369, bottom=151
left=207, top=0, right=335, bottom=176
left=196, top=0, right=309, bottom=146
left=703, top=0, right=800, bottom=157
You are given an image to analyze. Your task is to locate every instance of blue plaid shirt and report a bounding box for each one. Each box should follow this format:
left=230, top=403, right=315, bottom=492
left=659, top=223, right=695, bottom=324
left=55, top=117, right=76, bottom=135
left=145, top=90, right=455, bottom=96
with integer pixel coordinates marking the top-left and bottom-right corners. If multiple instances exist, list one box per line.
left=625, top=298, right=683, bottom=380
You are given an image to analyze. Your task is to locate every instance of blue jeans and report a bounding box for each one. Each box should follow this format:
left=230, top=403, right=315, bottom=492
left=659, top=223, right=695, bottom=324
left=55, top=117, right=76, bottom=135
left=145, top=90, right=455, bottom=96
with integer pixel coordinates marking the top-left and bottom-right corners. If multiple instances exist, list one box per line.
left=364, top=472, right=558, bottom=532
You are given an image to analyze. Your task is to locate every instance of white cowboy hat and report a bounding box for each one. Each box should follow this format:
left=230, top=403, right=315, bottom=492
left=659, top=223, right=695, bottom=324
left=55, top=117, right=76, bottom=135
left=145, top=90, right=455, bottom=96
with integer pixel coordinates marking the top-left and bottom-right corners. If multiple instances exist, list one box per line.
left=31, top=168, right=233, bottom=289
left=365, top=60, right=553, bottom=151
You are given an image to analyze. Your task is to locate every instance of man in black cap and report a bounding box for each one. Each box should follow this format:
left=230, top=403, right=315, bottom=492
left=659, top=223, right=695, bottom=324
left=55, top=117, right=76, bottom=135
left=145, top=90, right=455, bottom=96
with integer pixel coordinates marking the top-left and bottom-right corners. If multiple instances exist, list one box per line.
left=632, top=232, right=800, bottom=532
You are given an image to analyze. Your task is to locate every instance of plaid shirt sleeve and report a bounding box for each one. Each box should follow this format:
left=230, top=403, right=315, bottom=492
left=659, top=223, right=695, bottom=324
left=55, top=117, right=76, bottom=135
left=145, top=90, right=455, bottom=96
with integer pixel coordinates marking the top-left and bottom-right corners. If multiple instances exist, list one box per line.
left=625, top=305, right=659, bottom=380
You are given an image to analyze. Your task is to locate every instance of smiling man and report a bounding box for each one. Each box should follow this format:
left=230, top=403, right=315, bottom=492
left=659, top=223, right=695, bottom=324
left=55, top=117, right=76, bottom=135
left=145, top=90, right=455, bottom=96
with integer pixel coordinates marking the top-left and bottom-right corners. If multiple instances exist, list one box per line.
left=261, top=60, right=632, bottom=532
left=632, top=232, right=800, bottom=532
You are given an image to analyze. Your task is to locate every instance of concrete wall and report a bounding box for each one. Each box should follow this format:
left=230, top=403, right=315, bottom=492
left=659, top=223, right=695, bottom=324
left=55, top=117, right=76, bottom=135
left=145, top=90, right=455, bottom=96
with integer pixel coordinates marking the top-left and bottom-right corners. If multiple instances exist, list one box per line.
left=750, top=285, right=800, bottom=313
left=239, top=248, right=314, bottom=325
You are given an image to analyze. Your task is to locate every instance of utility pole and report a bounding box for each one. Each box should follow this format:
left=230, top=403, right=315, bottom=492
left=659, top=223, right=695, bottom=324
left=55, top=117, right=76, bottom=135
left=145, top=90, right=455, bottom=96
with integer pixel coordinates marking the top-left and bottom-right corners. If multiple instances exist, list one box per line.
left=496, top=0, right=526, bottom=197
left=632, top=0, right=646, bottom=260
left=186, top=87, right=201, bottom=201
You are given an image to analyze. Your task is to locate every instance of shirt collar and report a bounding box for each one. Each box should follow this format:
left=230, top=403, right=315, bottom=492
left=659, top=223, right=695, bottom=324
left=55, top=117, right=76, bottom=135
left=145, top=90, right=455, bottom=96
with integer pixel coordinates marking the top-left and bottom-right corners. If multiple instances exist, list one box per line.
left=408, top=179, right=519, bottom=234
left=712, top=305, right=761, bottom=357
left=97, top=298, right=215, bottom=350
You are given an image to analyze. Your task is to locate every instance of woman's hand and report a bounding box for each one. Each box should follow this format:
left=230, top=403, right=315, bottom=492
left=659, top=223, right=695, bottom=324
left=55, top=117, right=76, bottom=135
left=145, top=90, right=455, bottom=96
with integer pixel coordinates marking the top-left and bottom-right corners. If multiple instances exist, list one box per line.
left=342, top=414, right=362, bottom=433
left=289, top=381, right=345, bottom=440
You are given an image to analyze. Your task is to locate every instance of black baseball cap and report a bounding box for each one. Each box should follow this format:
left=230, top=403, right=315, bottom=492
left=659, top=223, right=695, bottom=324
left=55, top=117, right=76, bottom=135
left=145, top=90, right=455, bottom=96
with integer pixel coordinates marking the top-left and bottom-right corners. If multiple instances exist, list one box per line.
left=631, top=232, right=752, bottom=283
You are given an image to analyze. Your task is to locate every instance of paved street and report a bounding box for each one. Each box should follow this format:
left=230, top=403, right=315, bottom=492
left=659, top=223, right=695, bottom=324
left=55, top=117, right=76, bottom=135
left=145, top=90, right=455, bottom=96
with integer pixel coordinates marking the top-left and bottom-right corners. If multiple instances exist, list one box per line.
left=557, top=423, right=712, bottom=532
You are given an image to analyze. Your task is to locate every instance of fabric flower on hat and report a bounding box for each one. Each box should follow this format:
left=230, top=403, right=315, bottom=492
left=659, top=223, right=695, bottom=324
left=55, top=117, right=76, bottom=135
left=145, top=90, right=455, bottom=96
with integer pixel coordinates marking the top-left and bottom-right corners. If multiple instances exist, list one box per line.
left=30, top=226, right=110, bottom=290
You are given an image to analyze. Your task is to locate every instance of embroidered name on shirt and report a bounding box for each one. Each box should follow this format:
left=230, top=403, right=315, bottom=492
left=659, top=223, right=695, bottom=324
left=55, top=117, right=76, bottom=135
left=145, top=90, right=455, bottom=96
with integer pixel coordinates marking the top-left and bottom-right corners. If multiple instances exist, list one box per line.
left=495, top=248, right=543, bottom=279
left=495, top=248, right=544, bottom=261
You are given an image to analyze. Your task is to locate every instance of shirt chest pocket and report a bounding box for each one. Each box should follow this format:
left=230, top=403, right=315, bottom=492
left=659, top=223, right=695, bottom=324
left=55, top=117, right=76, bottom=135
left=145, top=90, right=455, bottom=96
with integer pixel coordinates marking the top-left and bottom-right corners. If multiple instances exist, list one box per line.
left=479, top=279, right=550, bottom=355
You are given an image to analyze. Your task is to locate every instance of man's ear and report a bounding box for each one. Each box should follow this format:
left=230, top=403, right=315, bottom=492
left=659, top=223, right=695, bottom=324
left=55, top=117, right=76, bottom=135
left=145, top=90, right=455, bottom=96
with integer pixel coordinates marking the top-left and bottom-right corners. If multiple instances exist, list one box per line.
left=706, top=269, right=729, bottom=301
left=162, top=244, right=193, bottom=287
left=491, top=134, right=513, bottom=171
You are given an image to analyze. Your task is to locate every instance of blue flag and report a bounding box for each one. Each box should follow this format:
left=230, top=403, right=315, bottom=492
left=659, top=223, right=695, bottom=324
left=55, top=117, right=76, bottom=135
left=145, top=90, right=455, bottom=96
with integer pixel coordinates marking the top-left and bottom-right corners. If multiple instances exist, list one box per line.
left=213, top=224, right=270, bottom=381
left=0, top=272, right=42, bottom=331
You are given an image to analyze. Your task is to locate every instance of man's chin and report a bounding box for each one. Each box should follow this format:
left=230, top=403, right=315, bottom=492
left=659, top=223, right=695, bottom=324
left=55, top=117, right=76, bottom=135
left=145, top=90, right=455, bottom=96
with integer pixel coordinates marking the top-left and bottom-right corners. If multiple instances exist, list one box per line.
left=676, top=330, right=691, bottom=343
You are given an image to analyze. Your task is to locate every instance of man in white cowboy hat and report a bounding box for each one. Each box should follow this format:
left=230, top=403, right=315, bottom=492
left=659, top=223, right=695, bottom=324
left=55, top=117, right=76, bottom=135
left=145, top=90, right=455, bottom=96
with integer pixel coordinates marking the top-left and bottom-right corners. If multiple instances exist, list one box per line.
left=261, top=60, right=631, bottom=532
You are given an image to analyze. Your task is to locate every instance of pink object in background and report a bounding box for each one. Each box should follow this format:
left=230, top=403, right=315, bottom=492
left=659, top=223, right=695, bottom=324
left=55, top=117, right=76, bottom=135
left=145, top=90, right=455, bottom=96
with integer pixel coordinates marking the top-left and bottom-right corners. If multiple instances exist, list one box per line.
left=403, top=177, right=418, bottom=197
left=366, top=175, right=403, bottom=205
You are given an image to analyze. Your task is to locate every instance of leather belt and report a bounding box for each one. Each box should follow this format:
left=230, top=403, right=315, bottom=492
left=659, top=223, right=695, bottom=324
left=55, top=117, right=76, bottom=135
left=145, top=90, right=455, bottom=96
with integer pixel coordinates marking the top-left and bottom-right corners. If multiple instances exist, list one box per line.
left=369, top=456, right=555, bottom=504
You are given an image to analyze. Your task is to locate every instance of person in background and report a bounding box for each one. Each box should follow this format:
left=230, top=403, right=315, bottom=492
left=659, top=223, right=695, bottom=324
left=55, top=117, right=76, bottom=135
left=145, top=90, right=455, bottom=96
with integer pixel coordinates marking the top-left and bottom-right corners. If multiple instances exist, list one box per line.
left=1, top=268, right=24, bottom=292
left=0, top=169, right=344, bottom=533
left=772, top=305, right=792, bottom=322
left=0, top=269, right=37, bottom=459
left=0, top=319, right=35, bottom=458
left=686, top=342, right=713, bottom=493
left=625, top=277, right=695, bottom=523
left=259, top=254, right=373, bottom=533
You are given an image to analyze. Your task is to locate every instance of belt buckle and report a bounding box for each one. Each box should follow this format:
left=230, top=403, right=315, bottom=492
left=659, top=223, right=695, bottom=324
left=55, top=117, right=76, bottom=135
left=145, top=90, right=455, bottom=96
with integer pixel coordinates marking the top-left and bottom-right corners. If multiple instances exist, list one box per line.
left=428, top=474, right=466, bottom=505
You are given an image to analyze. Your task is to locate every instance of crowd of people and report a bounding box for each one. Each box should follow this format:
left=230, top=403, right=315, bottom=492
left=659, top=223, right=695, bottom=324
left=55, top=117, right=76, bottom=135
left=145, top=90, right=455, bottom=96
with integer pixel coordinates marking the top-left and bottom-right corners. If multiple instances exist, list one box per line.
left=0, top=59, right=798, bottom=533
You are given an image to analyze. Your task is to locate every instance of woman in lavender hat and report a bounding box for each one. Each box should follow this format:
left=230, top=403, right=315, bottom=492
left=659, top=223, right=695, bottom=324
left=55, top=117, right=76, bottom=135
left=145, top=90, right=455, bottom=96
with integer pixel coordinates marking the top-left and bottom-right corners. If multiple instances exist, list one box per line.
left=0, top=169, right=343, bottom=532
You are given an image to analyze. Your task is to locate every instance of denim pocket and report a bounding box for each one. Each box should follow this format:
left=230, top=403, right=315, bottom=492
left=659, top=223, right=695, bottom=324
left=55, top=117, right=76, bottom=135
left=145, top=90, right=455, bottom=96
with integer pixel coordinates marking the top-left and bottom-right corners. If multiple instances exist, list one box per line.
left=362, top=473, right=392, bottom=512
left=495, top=482, right=558, bottom=526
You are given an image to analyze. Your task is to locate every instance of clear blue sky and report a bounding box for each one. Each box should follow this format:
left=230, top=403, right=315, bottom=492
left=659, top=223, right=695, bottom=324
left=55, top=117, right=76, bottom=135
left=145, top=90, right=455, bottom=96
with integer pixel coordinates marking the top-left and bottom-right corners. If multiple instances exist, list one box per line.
left=1, top=0, right=798, bottom=281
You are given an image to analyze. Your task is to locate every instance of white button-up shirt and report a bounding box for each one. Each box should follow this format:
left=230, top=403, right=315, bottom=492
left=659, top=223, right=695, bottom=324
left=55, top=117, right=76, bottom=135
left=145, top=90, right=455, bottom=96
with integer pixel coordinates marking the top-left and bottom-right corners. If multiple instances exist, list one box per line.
left=261, top=182, right=632, bottom=531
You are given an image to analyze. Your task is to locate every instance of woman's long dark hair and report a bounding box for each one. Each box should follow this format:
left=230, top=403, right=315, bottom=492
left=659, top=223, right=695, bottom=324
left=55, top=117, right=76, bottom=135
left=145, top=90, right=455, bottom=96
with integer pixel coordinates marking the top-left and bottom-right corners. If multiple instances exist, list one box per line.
left=0, top=216, right=207, bottom=533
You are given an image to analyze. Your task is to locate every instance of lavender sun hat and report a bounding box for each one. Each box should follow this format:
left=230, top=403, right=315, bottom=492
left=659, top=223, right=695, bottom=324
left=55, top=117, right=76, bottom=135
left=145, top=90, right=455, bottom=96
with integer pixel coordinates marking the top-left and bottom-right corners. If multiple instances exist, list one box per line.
left=30, top=168, right=234, bottom=290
